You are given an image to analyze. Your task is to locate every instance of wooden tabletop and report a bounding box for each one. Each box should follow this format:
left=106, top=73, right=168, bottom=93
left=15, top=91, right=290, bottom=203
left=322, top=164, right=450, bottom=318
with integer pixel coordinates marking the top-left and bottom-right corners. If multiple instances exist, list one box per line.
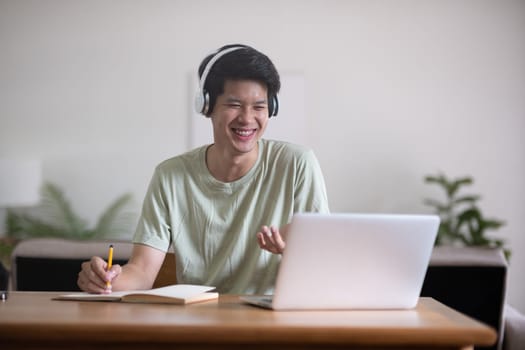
left=0, top=292, right=496, bottom=350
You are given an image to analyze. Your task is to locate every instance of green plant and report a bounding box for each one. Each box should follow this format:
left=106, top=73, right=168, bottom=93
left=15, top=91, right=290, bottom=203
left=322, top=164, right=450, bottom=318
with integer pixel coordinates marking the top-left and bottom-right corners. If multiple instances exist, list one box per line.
left=0, top=182, right=134, bottom=267
left=423, top=173, right=509, bottom=260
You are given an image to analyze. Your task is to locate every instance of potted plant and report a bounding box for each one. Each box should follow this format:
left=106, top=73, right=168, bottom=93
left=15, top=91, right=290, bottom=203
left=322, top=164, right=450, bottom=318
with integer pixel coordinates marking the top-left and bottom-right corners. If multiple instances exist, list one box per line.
left=423, top=173, right=510, bottom=260
left=0, top=182, right=134, bottom=270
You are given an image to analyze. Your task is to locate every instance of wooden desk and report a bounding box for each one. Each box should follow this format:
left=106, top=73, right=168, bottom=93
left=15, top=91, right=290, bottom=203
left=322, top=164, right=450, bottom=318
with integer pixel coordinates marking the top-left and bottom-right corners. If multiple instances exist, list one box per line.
left=0, top=292, right=496, bottom=350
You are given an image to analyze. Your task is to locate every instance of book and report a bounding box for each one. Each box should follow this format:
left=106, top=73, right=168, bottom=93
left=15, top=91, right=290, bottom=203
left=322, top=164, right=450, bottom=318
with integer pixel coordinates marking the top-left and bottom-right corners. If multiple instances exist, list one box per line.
left=53, top=284, right=218, bottom=305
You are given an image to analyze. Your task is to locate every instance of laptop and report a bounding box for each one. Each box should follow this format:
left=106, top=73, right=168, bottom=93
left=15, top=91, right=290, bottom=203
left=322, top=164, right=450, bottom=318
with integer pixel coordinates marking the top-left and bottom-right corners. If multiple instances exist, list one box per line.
left=242, top=212, right=439, bottom=310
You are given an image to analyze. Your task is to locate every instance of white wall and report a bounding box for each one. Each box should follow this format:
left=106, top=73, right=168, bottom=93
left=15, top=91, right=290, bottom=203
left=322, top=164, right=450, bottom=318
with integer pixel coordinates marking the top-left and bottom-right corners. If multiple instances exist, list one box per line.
left=1, top=0, right=524, bottom=312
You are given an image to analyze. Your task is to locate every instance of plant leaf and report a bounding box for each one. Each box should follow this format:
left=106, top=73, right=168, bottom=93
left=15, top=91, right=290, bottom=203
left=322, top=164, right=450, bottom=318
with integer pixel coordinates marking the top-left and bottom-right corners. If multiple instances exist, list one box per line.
left=424, top=174, right=447, bottom=186
left=39, top=182, right=88, bottom=235
left=447, top=176, right=473, bottom=197
left=5, top=212, right=73, bottom=239
left=423, top=198, right=449, bottom=212
left=482, top=219, right=506, bottom=230
left=93, top=193, right=134, bottom=239
left=452, top=195, right=481, bottom=205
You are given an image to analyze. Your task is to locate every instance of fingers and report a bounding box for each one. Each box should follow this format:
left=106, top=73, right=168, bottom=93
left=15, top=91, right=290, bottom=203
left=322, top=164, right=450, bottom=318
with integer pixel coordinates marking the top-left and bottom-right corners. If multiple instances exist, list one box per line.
left=77, top=256, right=120, bottom=294
left=271, top=226, right=286, bottom=251
left=257, top=225, right=286, bottom=254
left=104, top=265, right=122, bottom=291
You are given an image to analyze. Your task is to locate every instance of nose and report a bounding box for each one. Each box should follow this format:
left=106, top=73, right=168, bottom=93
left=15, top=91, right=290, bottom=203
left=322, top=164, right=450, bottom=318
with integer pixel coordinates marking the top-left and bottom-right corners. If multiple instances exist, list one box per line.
left=237, top=105, right=256, bottom=123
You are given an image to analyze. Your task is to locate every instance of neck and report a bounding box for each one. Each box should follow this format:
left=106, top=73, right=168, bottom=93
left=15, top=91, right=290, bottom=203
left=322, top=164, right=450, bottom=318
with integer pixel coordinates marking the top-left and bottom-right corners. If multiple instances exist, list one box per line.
left=206, top=143, right=259, bottom=182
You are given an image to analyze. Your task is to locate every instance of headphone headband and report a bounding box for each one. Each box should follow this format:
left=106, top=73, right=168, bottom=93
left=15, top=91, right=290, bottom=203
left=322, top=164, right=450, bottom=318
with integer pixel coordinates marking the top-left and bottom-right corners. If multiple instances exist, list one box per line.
left=199, top=46, right=244, bottom=93
left=195, top=47, right=244, bottom=116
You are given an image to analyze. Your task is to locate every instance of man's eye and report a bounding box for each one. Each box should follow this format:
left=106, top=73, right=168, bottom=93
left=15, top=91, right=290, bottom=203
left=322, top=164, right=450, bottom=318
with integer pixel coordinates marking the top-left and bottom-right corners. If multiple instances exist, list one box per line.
left=227, top=104, right=241, bottom=108
left=254, top=105, right=266, bottom=111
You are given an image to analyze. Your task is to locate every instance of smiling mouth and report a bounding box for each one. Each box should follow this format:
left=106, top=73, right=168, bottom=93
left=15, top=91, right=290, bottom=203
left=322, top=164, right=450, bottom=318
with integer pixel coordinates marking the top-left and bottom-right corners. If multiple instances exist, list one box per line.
left=232, top=128, right=256, bottom=137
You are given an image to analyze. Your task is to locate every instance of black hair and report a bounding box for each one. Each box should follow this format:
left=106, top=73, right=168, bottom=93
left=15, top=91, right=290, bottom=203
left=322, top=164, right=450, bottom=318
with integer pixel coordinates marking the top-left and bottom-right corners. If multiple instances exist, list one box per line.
left=198, top=44, right=280, bottom=116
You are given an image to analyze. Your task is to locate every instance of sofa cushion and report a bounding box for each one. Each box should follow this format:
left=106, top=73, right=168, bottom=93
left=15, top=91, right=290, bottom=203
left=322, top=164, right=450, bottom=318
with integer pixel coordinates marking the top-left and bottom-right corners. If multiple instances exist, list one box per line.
left=10, top=238, right=133, bottom=291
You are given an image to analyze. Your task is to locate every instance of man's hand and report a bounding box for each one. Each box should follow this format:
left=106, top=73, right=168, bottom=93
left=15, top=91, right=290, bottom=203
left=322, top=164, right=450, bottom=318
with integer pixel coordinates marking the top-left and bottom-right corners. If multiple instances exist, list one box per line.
left=78, top=256, right=122, bottom=294
left=257, top=225, right=287, bottom=254
left=77, top=244, right=166, bottom=294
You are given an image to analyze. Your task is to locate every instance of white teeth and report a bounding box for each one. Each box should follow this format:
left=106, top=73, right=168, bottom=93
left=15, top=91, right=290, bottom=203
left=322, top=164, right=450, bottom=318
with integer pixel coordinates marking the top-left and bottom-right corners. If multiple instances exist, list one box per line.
left=234, top=129, right=254, bottom=136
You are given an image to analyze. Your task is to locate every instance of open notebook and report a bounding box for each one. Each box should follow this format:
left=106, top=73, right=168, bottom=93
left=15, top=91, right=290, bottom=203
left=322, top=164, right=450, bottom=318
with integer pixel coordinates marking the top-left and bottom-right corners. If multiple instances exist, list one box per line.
left=54, top=284, right=218, bottom=305
left=242, top=213, right=439, bottom=310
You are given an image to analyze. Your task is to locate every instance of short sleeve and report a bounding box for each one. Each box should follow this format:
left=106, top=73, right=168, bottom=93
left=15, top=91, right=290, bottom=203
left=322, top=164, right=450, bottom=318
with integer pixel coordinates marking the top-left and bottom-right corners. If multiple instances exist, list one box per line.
left=293, top=149, right=330, bottom=214
left=132, top=167, right=173, bottom=252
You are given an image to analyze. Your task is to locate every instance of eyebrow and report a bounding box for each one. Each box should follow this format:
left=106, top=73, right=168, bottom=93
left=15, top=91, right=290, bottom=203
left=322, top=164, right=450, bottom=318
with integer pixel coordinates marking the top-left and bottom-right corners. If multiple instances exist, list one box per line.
left=224, top=97, right=268, bottom=105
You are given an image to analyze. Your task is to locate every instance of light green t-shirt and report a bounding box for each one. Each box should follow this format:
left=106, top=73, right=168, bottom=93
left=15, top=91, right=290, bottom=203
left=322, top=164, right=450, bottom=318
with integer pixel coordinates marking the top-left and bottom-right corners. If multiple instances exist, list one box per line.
left=133, top=139, right=329, bottom=294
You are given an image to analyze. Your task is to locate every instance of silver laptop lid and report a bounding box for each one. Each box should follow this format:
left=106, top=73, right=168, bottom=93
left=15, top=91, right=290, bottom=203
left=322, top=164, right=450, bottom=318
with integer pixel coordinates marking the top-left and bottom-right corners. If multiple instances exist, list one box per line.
left=272, top=213, right=439, bottom=310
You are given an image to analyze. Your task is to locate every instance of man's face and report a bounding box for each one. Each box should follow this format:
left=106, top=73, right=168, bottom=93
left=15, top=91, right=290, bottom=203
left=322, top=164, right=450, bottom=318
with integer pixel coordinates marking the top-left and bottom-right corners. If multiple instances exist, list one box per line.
left=210, top=79, right=269, bottom=156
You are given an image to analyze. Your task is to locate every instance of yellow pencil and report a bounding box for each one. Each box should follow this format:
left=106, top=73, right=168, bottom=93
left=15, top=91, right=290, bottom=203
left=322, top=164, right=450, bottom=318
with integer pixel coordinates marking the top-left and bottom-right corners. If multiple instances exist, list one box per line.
left=106, top=244, right=114, bottom=289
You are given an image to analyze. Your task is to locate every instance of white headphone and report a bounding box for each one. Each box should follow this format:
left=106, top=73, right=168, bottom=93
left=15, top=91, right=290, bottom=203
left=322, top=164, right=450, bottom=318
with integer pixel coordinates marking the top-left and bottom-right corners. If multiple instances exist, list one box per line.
left=194, top=46, right=279, bottom=117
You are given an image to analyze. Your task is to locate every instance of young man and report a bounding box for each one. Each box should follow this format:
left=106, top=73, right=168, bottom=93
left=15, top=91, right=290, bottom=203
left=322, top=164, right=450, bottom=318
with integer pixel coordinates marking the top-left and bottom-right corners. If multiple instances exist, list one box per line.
left=78, top=44, right=329, bottom=295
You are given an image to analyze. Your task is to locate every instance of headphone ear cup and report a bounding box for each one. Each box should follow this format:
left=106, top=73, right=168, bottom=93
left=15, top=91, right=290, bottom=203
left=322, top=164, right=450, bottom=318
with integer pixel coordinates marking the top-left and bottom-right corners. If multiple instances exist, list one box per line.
left=202, top=91, right=210, bottom=116
left=270, top=95, right=279, bottom=117
left=194, top=89, right=211, bottom=116
left=194, top=89, right=205, bottom=114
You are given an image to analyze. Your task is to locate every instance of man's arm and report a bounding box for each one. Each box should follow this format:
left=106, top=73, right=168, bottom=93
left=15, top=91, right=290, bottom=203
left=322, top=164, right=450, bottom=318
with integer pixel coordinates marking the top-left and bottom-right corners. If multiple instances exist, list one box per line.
left=78, top=244, right=166, bottom=293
